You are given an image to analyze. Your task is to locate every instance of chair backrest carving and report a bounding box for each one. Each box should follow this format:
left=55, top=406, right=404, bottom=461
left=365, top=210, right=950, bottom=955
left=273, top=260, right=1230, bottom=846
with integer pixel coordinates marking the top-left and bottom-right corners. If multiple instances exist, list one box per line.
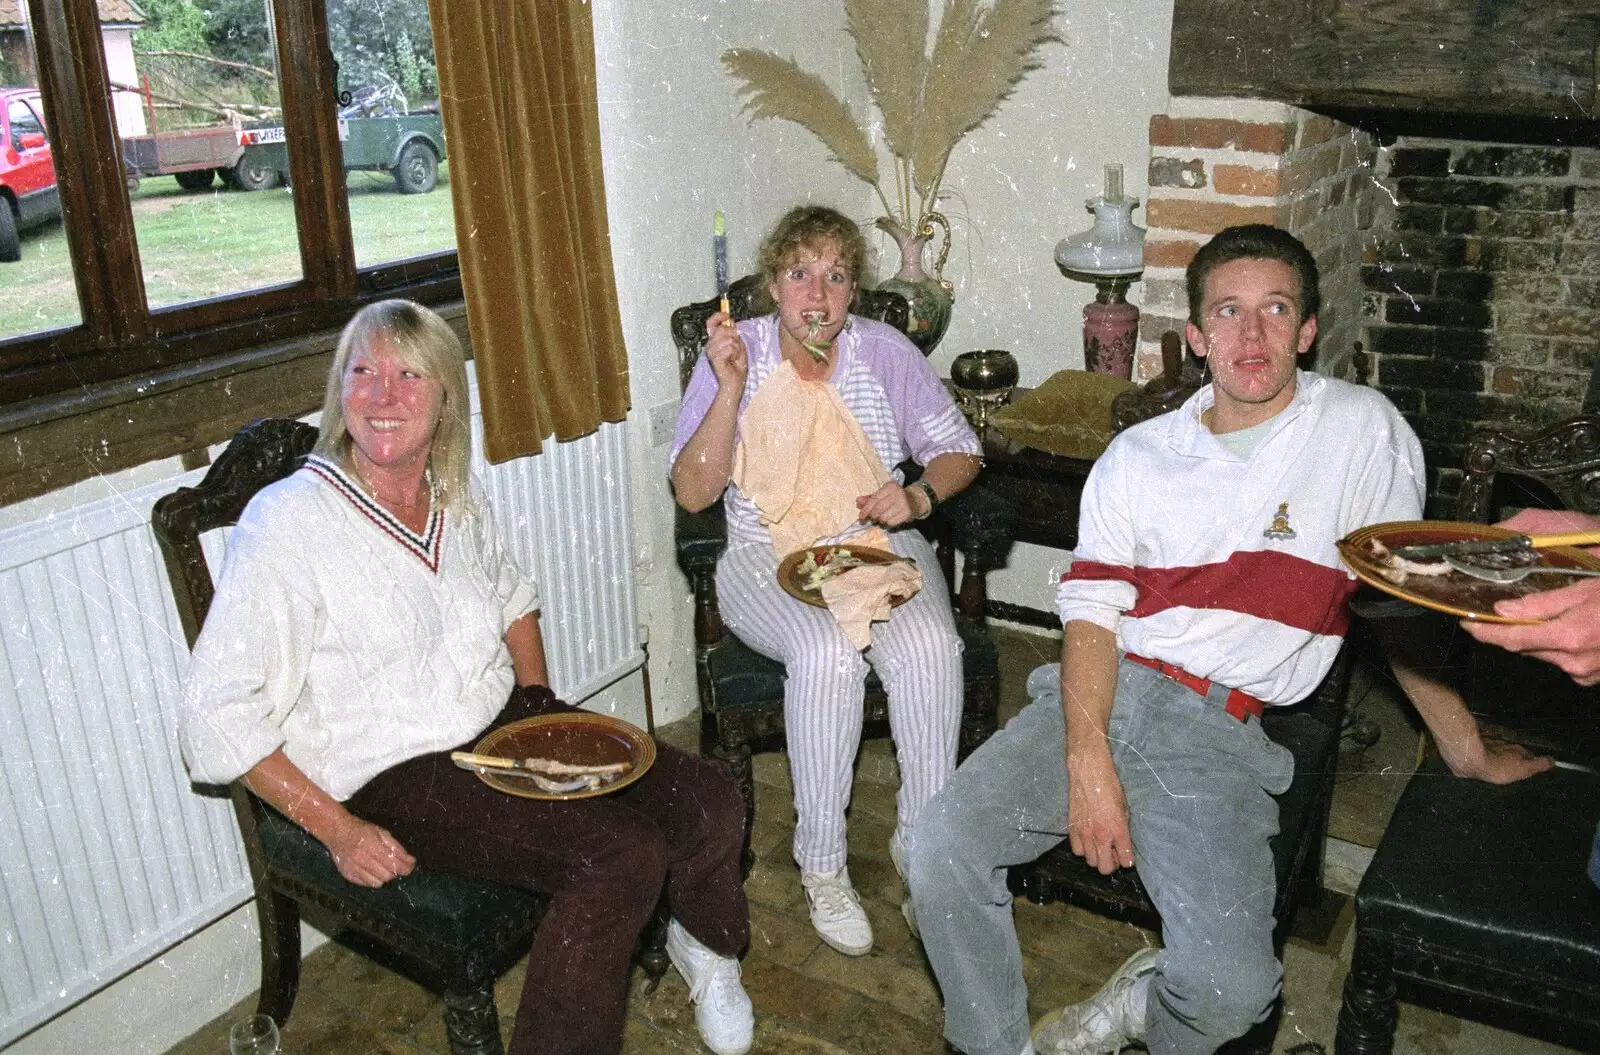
left=1457, top=415, right=1600, bottom=523
left=1111, top=331, right=1203, bottom=433
left=152, top=418, right=319, bottom=647
left=669, top=274, right=911, bottom=392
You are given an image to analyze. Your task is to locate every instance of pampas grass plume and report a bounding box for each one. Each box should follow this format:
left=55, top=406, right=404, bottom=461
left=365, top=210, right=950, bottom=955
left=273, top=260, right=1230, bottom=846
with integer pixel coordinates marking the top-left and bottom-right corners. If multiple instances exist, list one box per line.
left=723, top=0, right=1058, bottom=227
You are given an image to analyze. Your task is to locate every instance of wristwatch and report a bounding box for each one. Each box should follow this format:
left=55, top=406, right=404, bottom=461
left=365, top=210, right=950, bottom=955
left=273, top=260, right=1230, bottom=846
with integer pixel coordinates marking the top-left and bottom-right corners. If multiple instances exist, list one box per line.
left=909, top=480, right=939, bottom=520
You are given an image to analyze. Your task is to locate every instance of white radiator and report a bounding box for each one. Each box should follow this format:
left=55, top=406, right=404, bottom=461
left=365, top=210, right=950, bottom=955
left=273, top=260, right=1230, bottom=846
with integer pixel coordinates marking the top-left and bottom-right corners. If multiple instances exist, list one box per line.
left=0, top=410, right=640, bottom=1047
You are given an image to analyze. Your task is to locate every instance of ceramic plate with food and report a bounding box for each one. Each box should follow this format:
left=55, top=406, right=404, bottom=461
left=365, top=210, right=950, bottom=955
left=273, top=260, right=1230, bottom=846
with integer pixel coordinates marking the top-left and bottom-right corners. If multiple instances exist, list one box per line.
left=468, top=713, right=654, bottom=801
left=1337, top=520, right=1600, bottom=623
left=776, top=544, right=911, bottom=609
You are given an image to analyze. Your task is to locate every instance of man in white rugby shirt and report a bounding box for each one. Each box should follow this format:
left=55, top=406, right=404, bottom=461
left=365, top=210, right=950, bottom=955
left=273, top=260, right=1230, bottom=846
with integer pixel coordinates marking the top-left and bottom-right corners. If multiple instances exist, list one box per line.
left=907, top=226, right=1550, bottom=1055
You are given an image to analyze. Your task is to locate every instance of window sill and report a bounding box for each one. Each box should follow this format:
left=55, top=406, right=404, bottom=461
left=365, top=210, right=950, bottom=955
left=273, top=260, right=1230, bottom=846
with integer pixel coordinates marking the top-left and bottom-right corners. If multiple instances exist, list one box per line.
left=0, top=301, right=468, bottom=508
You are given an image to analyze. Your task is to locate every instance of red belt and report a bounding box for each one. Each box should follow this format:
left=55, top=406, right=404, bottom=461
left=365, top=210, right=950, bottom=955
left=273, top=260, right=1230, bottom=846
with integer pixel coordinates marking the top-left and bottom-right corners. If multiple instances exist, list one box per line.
left=1124, top=653, right=1265, bottom=722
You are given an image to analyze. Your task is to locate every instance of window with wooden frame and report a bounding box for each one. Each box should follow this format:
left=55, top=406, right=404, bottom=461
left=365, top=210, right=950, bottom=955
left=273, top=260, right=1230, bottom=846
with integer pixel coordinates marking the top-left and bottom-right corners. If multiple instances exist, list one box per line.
left=3, top=0, right=459, bottom=411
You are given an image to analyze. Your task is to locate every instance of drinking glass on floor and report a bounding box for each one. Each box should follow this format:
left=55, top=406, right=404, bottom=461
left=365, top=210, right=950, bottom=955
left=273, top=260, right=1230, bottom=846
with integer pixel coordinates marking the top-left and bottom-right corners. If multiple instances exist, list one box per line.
left=228, top=1013, right=278, bottom=1055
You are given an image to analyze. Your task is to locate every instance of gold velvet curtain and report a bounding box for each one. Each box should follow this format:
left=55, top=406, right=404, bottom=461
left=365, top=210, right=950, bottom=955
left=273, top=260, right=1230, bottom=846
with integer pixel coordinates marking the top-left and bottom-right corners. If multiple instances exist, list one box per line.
left=428, top=0, right=630, bottom=461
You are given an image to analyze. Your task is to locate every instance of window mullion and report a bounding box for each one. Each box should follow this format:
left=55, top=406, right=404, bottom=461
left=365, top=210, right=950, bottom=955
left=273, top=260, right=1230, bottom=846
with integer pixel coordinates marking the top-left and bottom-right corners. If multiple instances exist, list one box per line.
left=29, top=0, right=149, bottom=347
left=275, top=0, right=356, bottom=300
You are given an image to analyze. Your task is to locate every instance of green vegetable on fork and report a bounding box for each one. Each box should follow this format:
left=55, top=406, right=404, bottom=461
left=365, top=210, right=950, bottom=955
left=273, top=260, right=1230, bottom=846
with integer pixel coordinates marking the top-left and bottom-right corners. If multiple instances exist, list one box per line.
left=802, top=312, right=831, bottom=361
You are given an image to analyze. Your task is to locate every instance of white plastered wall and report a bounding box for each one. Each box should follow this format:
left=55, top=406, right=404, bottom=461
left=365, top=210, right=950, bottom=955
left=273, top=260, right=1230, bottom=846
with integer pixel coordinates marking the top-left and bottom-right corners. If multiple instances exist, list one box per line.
left=12, top=0, right=1176, bottom=1048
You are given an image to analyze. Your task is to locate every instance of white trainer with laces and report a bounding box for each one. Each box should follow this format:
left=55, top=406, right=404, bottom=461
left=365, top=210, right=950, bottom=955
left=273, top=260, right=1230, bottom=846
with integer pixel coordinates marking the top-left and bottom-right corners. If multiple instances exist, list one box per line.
left=1031, top=945, right=1160, bottom=1054
left=801, top=865, right=874, bottom=955
left=666, top=918, right=754, bottom=1055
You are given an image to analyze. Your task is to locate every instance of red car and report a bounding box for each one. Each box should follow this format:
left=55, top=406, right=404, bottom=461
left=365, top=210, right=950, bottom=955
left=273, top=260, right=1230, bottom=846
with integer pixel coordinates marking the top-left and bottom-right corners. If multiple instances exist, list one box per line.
left=0, top=88, right=58, bottom=262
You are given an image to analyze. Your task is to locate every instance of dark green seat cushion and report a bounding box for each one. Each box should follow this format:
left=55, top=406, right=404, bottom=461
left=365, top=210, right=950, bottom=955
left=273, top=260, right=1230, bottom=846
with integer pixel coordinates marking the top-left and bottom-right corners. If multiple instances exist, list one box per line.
left=258, top=805, right=544, bottom=979
left=1355, top=757, right=1600, bottom=984
left=705, top=612, right=997, bottom=713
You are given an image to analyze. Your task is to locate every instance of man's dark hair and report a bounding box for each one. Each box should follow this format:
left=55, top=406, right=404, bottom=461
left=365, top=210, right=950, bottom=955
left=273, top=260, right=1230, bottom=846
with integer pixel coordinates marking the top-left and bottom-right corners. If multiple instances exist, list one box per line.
left=1186, top=224, right=1319, bottom=326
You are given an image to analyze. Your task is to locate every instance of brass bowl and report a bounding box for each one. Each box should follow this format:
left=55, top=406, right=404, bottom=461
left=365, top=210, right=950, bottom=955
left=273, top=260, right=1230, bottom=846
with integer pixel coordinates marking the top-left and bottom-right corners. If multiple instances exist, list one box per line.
left=950, top=350, right=1020, bottom=428
left=951, top=349, right=1020, bottom=393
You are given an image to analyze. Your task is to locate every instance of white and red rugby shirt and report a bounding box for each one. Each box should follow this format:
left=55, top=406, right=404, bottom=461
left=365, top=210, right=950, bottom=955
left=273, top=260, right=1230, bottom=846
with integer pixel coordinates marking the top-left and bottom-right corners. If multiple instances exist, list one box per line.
left=1058, top=371, right=1425, bottom=706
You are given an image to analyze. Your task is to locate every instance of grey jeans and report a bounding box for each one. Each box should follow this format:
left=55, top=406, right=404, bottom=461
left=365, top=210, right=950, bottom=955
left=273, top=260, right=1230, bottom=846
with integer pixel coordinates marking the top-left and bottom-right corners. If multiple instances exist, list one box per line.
left=908, top=658, right=1294, bottom=1055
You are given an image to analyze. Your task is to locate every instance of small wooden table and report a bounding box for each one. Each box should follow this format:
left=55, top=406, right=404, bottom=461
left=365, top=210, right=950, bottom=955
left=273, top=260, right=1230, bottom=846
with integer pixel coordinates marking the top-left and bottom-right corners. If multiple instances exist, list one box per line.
left=970, top=422, right=1096, bottom=627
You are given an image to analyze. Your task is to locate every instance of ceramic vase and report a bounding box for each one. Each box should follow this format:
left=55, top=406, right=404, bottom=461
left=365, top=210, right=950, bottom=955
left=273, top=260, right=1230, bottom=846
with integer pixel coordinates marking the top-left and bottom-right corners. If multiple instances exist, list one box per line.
left=875, top=212, right=955, bottom=355
left=1083, top=295, right=1138, bottom=379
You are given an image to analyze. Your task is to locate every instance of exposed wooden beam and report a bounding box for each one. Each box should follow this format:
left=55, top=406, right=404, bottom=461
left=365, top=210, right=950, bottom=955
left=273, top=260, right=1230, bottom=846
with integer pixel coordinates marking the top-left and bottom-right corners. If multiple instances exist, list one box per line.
left=1170, top=0, right=1600, bottom=125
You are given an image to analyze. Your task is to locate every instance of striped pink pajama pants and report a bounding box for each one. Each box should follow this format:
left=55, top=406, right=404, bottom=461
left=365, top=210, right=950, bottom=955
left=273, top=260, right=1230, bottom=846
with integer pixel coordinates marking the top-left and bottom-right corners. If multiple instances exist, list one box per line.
left=715, top=528, right=965, bottom=873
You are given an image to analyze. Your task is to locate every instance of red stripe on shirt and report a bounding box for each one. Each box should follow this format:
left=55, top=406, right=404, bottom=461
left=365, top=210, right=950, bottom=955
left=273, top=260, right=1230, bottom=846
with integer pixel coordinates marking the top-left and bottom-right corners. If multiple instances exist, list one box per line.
left=1063, top=551, right=1358, bottom=636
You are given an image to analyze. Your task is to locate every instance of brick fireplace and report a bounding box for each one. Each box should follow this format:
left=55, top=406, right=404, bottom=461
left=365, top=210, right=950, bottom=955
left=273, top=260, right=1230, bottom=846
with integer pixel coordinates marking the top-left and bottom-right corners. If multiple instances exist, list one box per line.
left=1135, top=97, right=1376, bottom=385
left=1134, top=97, right=1600, bottom=516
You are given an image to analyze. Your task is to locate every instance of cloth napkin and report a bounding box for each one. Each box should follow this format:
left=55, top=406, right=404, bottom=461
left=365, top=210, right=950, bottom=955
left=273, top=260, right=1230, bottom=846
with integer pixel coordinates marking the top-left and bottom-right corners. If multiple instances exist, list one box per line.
left=733, top=359, right=889, bottom=557
left=733, top=364, right=923, bottom=648
left=818, top=533, right=924, bottom=650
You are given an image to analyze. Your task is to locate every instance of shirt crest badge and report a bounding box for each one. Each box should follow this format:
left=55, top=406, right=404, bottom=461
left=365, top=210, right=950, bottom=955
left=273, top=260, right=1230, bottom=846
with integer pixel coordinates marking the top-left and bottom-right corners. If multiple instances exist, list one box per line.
left=1263, top=502, right=1297, bottom=541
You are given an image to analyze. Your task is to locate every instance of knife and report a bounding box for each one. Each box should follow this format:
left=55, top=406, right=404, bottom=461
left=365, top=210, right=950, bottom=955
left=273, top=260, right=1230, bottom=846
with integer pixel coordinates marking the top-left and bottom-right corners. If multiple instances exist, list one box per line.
left=1391, top=530, right=1600, bottom=560
left=449, top=751, right=610, bottom=794
left=449, top=751, right=629, bottom=776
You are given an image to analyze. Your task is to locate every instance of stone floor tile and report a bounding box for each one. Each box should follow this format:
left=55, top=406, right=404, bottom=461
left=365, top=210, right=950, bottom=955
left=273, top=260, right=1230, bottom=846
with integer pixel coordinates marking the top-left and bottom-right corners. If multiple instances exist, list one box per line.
left=407, top=1009, right=458, bottom=1055
left=1013, top=898, right=1151, bottom=977
left=491, top=956, right=528, bottom=1021
left=743, top=851, right=808, bottom=913
left=280, top=1014, right=426, bottom=1055
left=799, top=941, right=944, bottom=1024
left=622, top=1012, right=701, bottom=1052
left=749, top=811, right=795, bottom=858
left=737, top=956, right=875, bottom=1038
left=628, top=965, right=703, bottom=1049
left=300, top=947, right=440, bottom=1033
left=845, top=778, right=900, bottom=827
left=746, top=901, right=825, bottom=969
left=752, top=751, right=792, bottom=793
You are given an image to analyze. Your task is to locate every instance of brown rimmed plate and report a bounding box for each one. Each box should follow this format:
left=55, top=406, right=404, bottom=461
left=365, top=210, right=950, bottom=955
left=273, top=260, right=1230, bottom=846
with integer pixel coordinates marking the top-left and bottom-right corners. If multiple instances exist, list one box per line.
left=470, top=713, right=655, bottom=801
left=776, top=544, right=911, bottom=609
left=1338, top=520, right=1600, bottom=623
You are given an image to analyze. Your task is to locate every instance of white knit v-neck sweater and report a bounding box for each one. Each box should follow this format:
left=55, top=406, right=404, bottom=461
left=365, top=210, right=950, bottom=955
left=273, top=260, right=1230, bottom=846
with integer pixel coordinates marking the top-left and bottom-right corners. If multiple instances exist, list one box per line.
left=180, top=456, right=539, bottom=800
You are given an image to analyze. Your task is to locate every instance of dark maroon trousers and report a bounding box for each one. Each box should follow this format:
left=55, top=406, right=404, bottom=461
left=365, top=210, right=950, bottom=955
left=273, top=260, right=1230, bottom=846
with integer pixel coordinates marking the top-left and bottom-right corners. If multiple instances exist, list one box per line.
left=345, top=685, right=748, bottom=1055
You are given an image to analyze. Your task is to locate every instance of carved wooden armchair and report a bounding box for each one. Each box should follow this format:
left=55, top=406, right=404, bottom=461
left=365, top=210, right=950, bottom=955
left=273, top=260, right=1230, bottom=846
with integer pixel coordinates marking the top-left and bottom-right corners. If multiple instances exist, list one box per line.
left=669, top=275, right=1014, bottom=867
left=1337, top=408, right=1600, bottom=1054
left=153, top=419, right=666, bottom=1055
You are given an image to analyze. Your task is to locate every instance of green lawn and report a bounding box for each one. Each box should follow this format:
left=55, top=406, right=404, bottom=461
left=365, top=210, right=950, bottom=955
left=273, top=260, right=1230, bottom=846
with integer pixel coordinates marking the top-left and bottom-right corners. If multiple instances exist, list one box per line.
left=0, top=162, right=458, bottom=340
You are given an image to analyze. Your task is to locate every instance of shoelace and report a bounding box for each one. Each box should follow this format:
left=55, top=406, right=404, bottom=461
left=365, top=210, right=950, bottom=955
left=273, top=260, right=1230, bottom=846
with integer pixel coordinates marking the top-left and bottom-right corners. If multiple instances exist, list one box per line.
left=806, top=876, right=861, bottom=919
left=1039, top=974, right=1139, bottom=1054
left=696, top=957, right=745, bottom=1012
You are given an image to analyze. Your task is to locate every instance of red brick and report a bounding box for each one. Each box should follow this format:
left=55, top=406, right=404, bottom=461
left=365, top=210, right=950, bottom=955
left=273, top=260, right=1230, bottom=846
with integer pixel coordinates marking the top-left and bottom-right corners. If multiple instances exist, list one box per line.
left=1149, top=115, right=1290, bottom=154
left=1212, top=164, right=1280, bottom=197
left=1143, top=239, right=1201, bottom=268
left=1145, top=199, right=1279, bottom=234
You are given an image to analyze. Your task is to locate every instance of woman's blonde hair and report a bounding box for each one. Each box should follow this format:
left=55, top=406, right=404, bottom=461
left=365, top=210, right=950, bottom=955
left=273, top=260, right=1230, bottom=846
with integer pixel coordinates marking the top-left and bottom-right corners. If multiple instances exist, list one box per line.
left=757, top=204, right=867, bottom=286
left=313, top=299, right=472, bottom=510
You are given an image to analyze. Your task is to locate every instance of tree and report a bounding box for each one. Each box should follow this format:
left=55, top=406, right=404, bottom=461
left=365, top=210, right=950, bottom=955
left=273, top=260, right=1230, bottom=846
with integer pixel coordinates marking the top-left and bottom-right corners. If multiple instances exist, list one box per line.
left=136, top=0, right=211, bottom=55
left=325, top=0, right=438, bottom=106
left=198, top=0, right=273, bottom=73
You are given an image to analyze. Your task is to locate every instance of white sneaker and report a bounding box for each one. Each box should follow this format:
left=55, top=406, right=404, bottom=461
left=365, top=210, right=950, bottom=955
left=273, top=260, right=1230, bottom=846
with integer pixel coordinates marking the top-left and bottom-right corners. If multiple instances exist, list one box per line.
left=666, top=918, right=754, bottom=1055
left=1031, top=946, right=1159, bottom=1053
left=888, top=829, right=919, bottom=939
left=801, top=866, right=873, bottom=955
